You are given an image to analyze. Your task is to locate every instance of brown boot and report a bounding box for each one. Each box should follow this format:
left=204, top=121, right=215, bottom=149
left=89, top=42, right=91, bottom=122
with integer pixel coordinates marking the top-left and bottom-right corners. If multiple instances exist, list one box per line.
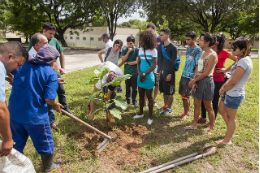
left=107, top=112, right=115, bottom=123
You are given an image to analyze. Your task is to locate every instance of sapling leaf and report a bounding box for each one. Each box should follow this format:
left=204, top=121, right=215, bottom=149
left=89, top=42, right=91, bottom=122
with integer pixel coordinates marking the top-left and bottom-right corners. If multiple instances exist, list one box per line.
left=114, top=95, right=128, bottom=110
left=92, top=96, right=103, bottom=103
left=92, top=108, right=102, bottom=114
left=86, top=90, right=102, bottom=100
left=104, top=74, right=132, bottom=87
left=85, top=76, right=99, bottom=85
left=109, top=108, right=122, bottom=120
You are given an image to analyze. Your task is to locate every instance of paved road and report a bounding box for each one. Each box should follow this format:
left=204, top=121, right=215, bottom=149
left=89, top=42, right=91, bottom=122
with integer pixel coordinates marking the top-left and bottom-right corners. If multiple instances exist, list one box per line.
left=5, top=49, right=101, bottom=90
left=61, top=49, right=100, bottom=73
left=4, top=49, right=259, bottom=90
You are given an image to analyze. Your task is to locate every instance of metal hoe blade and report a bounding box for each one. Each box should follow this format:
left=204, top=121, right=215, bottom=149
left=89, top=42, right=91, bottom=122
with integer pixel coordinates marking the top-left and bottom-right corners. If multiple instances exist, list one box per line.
left=97, top=138, right=110, bottom=153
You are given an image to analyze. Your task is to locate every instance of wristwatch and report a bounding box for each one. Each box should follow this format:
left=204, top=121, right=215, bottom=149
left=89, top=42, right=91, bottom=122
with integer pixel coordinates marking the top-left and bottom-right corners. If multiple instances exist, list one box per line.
left=143, top=73, right=146, bottom=76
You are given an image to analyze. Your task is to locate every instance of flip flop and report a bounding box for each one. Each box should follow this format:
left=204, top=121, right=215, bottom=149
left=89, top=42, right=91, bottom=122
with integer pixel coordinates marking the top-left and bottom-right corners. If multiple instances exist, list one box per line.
left=184, top=125, right=197, bottom=130
left=203, top=130, right=213, bottom=135
left=215, top=140, right=232, bottom=145
left=179, top=113, right=185, bottom=117
left=181, top=115, right=189, bottom=120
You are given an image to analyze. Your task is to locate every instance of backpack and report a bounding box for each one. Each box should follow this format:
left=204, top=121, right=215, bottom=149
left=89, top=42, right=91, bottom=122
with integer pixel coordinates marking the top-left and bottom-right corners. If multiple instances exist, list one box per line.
left=161, top=45, right=181, bottom=71
left=104, top=47, right=122, bottom=62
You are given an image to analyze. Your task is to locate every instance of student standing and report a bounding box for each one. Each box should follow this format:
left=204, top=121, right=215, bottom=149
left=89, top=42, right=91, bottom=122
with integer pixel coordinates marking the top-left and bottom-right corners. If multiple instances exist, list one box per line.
left=28, top=22, right=70, bottom=130
left=179, top=31, right=202, bottom=120
left=185, top=32, right=218, bottom=135
left=133, top=30, right=157, bottom=125
left=199, top=33, right=237, bottom=126
left=216, top=38, right=252, bottom=145
left=119, top=36, right=139, bottom=106
left=101, top=33, right=113, bottom=48
left=157, top=28, right=178, bottom=115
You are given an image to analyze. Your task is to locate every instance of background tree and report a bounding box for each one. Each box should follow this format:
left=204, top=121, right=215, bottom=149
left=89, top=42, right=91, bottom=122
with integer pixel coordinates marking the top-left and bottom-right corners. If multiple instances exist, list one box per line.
left=99, top=0, right=137, bottom=40
left=217, top=10, right=244, bottom=40
left=118, top=19, right=147, bottom=29
left=4, top=0, right=44, bottom=43
left=0, top=0, right=6, bottom=31
left=38, top=0, right=101, bottom=47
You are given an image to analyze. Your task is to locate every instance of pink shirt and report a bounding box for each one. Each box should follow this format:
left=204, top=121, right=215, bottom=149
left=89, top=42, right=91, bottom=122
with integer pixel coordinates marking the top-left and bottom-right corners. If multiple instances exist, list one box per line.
left=213, top=49, right=231, bottom=82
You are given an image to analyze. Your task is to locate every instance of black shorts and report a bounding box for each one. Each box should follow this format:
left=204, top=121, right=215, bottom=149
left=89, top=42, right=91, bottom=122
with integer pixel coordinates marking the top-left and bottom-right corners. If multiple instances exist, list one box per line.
left=159, top=70, right=175, bottom=95
left=178, top=77, right=191, bottom=99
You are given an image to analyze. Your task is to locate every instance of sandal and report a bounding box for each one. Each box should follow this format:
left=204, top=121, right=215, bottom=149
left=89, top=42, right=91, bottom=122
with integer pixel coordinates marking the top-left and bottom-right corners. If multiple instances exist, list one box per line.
left=181, top=115, right=189, bottom=120
left=215, top=140, right=232, bottom=145
left=203, top=130, right=213, bottom=135
left=184, top=125, right=197, bottom=130
left=179, top=113, right=185, bottom=117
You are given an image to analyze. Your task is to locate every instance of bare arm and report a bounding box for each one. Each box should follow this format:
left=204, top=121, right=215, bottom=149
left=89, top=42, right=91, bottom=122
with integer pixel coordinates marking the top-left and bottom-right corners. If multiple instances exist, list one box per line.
left=145, top=58, right=157, bottom=75
left=125, top=56, right=138, bottom=65
left=220, top=66, right=245, bottom=95
left=59, top=52, right=65, bottom=69
left=45, top=99, right=63, bottom=113
left=0, top=102, right=14, bottom=157
left=193, top=54, right=217, bottom=82
left=98, top=50, right=105, bottom=63
left=216, top=54, right=237, bottom=73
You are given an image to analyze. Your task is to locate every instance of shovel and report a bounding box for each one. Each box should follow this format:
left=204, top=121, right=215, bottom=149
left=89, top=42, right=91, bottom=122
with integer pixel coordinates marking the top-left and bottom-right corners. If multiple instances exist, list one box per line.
left=61, top=109, right=112, bottom=153
left=140, top=146, right=218, bottom=173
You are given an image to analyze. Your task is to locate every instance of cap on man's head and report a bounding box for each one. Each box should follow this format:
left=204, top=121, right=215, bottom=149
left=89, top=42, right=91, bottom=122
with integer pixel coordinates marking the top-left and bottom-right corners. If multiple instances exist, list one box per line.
left=29, top=45, right=60, bottom=65
left=107, top=73, right=118, bottom=83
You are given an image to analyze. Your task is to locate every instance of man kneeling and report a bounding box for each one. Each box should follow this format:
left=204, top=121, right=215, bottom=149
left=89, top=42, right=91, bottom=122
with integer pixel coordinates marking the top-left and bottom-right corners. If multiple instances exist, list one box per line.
left=87, top=61, right=122, bottom=122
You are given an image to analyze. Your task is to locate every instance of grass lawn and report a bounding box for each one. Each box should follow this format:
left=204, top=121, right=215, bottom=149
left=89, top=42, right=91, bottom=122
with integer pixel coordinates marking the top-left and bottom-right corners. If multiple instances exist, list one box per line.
left=5, top=57, right=259, bottom=172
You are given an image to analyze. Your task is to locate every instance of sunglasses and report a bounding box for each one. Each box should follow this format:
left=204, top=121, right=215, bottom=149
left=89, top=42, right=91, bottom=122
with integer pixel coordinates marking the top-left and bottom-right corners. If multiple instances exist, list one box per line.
left=231, top=46, right=238, bottom=51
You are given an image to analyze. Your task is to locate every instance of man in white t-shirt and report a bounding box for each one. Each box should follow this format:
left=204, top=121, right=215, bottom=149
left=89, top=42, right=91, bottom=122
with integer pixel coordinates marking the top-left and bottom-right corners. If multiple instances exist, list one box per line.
left=101, top=33, right=113, bottom=48
left=87, top=61, right=123, bottom=122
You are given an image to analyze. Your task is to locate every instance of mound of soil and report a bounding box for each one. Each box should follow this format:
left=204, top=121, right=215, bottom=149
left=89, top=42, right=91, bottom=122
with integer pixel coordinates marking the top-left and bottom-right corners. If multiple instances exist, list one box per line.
left=70, top=123, right=150, bottom=171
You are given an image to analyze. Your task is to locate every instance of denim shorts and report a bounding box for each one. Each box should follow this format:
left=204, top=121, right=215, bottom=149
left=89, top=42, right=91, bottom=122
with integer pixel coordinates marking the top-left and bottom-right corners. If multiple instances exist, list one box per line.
left=223, top=94, right=245, bottom=109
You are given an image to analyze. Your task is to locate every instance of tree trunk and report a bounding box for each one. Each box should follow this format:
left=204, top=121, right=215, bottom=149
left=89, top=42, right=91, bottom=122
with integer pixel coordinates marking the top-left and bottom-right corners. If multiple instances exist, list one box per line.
left=55, top=30, right=68, bottom=47
left=25, top=35, right=29, bottom=43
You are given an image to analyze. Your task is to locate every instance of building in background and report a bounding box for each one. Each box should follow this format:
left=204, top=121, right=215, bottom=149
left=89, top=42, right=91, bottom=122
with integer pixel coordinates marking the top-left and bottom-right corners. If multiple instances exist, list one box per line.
left=64, top=27, right=140, bottom=48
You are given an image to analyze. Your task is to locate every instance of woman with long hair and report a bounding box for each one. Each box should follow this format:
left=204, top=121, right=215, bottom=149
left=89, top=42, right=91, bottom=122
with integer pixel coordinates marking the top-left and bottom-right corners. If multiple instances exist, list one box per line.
left=133, top=30, right=157, bottom=125
left=199, top=33, right=237, bottom=126
left=216, top=38, right=253, bottom=145
left=184, top=32, right=218, bottom=134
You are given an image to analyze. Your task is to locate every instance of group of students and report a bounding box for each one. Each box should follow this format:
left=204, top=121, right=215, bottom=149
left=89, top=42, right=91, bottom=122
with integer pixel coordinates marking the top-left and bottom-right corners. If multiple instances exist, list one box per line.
left=0, top=21, right=253, bottom=172
left=90, top=24, right=253, bottom=146
left=88, top=24, right=178, bottom=125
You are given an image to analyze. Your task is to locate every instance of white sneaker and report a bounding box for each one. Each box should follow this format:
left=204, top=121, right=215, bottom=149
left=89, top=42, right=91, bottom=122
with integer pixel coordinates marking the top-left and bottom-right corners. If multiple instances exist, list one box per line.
left=133, top=114, right=144, bottom=119
left=147, top=118, right=153, bottom=125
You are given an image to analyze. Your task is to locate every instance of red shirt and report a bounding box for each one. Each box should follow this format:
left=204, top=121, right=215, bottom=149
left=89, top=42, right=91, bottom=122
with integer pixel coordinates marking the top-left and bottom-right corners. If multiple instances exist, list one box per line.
left=213, top=49, right=231, bottom=82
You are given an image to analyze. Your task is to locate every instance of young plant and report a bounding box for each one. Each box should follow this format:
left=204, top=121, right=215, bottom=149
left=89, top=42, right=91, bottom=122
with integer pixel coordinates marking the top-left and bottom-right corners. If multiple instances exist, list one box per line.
left=86, top=66, right=132, bottom=120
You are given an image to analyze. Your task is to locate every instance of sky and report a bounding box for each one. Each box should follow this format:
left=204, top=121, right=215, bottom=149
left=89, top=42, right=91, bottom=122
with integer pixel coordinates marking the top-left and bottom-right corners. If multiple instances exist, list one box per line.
left=117, top=9, right=147, bottom=24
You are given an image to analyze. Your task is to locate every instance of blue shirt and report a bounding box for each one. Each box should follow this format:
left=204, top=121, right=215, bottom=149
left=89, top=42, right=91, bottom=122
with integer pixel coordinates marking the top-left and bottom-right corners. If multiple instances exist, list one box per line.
left=0, top=61, right=6, bottom=102
left=9, top=62, right=58, bottom=125
left=182, top=46, right=202, bottom=79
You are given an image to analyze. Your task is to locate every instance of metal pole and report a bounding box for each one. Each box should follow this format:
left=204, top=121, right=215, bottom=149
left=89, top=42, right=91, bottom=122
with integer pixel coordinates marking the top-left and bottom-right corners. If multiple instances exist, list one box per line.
left=90, top=27, right=91, bottom=47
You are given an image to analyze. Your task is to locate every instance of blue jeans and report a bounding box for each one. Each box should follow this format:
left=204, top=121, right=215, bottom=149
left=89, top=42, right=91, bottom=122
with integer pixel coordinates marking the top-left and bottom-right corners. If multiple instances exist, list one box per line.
left=10, top=120, right=54, bottom=155
left=48, top=104, right=55, bottom=125
left=224, top=94, right=245, bottom=109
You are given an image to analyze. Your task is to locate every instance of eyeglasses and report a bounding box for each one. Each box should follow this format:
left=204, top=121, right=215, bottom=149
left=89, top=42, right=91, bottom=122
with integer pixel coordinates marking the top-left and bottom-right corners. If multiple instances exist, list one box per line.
left=231, top=46, right=238, bottom=51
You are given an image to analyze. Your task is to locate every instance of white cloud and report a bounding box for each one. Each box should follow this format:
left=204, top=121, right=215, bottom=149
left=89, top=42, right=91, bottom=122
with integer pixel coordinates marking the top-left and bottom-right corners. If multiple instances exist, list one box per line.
left=117, top=9, right=147, bottom=24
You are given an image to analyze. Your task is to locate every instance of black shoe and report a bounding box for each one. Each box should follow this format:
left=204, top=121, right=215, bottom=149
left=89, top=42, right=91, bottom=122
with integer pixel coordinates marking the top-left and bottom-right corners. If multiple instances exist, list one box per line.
left=41, top=154, right=62, bottom=173
left=133, top=102, right=138, bottom=107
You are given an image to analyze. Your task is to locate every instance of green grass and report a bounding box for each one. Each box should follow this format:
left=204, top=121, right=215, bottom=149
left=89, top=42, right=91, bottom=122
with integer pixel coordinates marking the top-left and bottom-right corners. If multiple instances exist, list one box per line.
left=5, top=57, right=259, bottom=172
left=226, top=48, right=259, bottom=52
